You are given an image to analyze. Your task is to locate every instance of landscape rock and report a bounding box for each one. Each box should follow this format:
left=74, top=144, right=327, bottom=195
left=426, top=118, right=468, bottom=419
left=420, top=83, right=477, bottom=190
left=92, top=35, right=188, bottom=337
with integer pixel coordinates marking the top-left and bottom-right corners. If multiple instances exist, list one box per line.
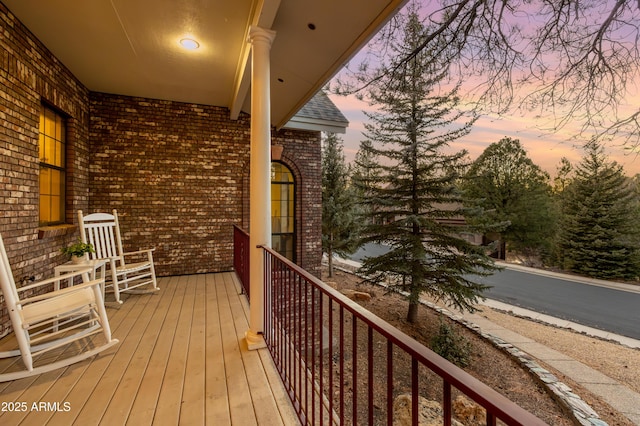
left=452, top=395, right=486, bottom=426
left=393, top=394, right=463, bottom=426
left=340, top=289, right=372, bottom=301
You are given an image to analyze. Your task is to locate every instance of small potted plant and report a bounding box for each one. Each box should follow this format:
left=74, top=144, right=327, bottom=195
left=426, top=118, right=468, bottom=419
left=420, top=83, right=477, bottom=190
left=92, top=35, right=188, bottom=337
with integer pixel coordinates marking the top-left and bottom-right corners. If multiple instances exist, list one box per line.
left=61, top=240, right=95, bottom=264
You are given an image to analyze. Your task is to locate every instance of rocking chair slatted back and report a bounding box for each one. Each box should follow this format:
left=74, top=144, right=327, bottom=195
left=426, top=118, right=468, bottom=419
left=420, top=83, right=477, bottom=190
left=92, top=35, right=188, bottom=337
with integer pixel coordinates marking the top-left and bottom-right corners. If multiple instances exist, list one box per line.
left=77, top=210, right=158, bottom=304
left=79, top=212, right=123, bottom=263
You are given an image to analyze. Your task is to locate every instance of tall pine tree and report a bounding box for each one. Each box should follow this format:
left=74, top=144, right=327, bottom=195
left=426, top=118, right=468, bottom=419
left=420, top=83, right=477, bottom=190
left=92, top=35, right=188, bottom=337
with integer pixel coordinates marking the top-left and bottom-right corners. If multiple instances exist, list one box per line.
left=558, top=140, right=640, bottom=279
left=322, top=133, right=359, bottom=277
left=355, top=4, right=496, bottom=323
left=350, top=139, right=381, bottom=222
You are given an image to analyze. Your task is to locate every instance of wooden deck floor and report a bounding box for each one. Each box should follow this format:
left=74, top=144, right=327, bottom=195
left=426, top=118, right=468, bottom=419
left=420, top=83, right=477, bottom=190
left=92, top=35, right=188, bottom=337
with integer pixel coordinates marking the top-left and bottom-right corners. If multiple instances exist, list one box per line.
left=0, top=273, right=298, bottom=425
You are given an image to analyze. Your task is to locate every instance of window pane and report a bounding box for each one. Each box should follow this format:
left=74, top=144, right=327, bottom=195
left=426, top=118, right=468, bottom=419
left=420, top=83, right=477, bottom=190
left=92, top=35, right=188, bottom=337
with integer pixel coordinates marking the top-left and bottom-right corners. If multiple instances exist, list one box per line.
left=278, top=234, right=294, bottom=259
left=286, top=200, right=294, bottom=232
left=271, top=168, right=280, bottom=182
left=55, top=140, right=64, bottom=167
left=50, top=195, right=62, bottom=223
left=282, top=217, right=292, bottom=233
left=272, top=235, right=282, bottom=253
left=284, top=235, right=294, bottom=256
left=44, top=136, right=55, bottom=165
left=272, top=235, right=294, bottom=260
left=40, top=195, right=50, bottom=224
left=271, top=162, right=294, bottom=183
left=51, top=170, right=62, bottom=196
left=40, top=168, right=50, bottom=195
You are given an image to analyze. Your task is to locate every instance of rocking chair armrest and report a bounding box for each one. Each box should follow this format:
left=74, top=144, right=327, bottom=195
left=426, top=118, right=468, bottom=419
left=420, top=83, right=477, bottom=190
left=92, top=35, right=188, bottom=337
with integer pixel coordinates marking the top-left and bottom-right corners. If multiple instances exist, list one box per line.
left=15, top=267, right=94, bottom=293
left=18, top=277, right=105, bottom=305
left=122, top=248, right=155, bottom=257
left=92, top=256, right=118, bottom=264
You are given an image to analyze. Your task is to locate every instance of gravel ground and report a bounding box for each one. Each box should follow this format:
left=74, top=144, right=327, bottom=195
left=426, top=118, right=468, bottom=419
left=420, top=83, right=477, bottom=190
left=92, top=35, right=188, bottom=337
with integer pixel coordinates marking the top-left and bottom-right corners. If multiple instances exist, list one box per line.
left=478, top=306, right=640, bottom=395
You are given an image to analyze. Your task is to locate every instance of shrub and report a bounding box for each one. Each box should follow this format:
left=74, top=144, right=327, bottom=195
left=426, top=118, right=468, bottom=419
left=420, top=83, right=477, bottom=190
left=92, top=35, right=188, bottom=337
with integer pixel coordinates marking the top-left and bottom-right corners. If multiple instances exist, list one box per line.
left=430, top=318, right=472, bottom=368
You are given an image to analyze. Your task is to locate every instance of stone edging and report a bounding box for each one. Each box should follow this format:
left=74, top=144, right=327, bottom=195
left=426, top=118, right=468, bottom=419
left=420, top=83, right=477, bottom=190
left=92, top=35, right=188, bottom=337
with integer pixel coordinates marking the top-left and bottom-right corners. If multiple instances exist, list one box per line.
left=327, top=260, right=607, bottom=426
left=423, top=302, right=606, bottom=426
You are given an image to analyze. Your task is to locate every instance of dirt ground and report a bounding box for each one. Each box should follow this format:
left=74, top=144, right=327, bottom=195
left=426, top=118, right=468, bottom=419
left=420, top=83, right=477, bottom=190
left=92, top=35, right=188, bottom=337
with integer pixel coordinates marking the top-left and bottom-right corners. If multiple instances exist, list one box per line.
left=322, top=266, right=635, bottom=426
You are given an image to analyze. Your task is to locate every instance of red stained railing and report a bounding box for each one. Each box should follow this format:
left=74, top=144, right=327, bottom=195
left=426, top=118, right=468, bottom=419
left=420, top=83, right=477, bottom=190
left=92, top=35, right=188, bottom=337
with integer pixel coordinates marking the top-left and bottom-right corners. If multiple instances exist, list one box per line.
left=233, top=225, right=250, bottom=299
left=259, top=245, right=548, bottom=426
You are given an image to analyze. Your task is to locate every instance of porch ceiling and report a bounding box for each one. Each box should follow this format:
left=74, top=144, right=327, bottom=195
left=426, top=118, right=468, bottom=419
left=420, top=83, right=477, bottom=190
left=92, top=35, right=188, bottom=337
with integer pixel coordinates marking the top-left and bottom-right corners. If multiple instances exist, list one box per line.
left=3, top=0, right=406, bottom=128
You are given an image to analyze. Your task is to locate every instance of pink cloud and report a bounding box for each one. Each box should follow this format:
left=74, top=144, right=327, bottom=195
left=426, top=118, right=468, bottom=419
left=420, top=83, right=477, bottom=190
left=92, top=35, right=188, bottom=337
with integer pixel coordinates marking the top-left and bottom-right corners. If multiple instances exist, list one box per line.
left=328, top=93, right=640, bottom=178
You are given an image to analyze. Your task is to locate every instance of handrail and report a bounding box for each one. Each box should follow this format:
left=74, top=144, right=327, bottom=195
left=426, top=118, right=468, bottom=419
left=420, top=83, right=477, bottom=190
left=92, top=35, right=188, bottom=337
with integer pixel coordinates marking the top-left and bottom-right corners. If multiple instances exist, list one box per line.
left=259, top=245, right=548, bottom=426
left=232, top=225, right=250, bottom=299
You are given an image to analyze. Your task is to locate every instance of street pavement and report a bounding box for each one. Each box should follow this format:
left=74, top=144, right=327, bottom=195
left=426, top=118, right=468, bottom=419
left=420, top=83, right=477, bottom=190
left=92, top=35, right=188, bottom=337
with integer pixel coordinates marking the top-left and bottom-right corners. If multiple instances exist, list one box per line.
left=483, top=262, right=640, bottom=340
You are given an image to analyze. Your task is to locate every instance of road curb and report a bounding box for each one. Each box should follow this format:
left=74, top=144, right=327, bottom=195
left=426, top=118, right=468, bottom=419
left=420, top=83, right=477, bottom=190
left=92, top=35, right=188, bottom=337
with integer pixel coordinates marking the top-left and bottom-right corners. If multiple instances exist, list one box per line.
left=423, top=300, right=607, bottom=426
left=480, top=299, right=640, bottom=349
left=497, top=262, right=640, bottom=294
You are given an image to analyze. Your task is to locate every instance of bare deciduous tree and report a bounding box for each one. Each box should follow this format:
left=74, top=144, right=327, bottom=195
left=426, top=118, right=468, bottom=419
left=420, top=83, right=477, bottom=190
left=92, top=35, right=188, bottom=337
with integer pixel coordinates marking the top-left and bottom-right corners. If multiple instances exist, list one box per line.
left=334, top=0, right=640, bottom=148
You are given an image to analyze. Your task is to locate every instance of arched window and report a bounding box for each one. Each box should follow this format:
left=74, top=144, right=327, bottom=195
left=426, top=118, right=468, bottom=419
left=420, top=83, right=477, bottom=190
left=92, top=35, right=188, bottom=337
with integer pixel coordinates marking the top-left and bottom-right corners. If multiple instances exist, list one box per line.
left=271, top=162, right=295, bottom=261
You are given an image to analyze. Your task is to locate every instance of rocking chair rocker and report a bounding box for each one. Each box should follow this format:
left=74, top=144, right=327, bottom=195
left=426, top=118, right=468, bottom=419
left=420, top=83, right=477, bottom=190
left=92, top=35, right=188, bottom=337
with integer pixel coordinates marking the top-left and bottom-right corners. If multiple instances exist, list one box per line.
left=78, top=210, right=159, bottom=304
left=0, top=233, right=118, bottom=382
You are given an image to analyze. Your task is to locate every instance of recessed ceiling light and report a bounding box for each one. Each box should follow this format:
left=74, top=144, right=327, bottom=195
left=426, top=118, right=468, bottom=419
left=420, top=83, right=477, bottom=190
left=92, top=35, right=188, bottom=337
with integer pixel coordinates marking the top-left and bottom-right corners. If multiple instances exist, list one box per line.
left=180, top=38, right=200, bottom=50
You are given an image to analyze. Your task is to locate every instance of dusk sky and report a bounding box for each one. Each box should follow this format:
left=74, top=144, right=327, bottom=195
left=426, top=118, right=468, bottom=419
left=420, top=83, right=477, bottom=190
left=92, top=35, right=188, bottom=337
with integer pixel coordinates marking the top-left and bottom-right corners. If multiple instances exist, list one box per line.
left=328, top=90, right=640, bottom=179
left=327, top=1, right=640, bottom=179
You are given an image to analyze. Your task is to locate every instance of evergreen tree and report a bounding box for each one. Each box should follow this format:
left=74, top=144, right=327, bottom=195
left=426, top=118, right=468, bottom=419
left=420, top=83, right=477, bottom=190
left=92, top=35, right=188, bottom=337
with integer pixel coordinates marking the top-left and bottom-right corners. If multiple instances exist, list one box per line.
left=558, top=140, right=640, bottom=279
left=553, top=157, right=574, bottom=195
left=550, top=157, right=575, bottom=267
left=350, top=139, right=381, bottom=222
left=462, top=137, right=557, bottom=262
left=322, top=133, right=359, bottom=277
left=355, top=5, right=496, bottom=323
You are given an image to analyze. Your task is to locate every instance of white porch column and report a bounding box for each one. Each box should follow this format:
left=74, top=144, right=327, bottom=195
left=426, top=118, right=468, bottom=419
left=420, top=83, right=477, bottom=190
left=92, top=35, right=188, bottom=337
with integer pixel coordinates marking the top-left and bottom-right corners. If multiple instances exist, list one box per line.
left=245, top=26, right=276, bottom=350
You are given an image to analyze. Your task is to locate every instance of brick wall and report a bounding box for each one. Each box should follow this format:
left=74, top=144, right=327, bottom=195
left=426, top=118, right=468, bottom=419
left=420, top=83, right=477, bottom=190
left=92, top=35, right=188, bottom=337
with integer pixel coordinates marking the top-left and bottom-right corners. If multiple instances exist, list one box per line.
left=0, top=3, right=91, bottom=338
left=88, top=94, right=249, bottom=276
left=89, top=93, right=322, bottom=277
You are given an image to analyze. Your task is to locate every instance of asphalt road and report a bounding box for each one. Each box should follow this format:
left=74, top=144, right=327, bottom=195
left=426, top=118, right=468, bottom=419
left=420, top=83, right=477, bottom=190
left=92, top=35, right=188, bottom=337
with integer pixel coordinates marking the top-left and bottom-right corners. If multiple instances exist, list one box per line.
left=351, top=243, right=640, bottom=340
left=478, top=268, right=640, bottom=340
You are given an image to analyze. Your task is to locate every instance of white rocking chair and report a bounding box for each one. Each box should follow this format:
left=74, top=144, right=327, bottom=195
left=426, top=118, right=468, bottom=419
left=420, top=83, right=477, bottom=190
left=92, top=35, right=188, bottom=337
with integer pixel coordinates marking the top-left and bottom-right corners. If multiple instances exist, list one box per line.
left=0, top=233, right=118, bottom=382
left=78, top=210, right=159, bottom=304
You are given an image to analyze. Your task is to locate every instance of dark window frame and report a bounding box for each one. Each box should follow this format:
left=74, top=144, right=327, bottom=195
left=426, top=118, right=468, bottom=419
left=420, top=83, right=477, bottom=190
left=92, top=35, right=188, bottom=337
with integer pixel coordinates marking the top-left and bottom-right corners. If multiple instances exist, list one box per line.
left=38, top=103, right=67, bottom=226
left=271, top=161, right=296, bottom=262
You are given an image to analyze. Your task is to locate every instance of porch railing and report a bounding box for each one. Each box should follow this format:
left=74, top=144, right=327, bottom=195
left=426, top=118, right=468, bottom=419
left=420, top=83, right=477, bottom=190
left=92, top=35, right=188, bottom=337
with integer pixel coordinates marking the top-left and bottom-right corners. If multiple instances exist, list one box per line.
left=232, top=225, right=250, bottom=298
left=260, top=246, right=547, bottom=426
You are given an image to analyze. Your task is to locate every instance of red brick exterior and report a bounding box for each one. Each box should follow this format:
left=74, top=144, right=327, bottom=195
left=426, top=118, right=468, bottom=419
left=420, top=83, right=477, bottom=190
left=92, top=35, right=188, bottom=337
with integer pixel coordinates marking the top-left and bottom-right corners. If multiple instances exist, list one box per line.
left=0, top=4, right=94, bottom=337
left=0, top=2, right=322, bottom=337
left=0, top=3, right=93, bottom=337
left=89, top=94, right=322, bottom=277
